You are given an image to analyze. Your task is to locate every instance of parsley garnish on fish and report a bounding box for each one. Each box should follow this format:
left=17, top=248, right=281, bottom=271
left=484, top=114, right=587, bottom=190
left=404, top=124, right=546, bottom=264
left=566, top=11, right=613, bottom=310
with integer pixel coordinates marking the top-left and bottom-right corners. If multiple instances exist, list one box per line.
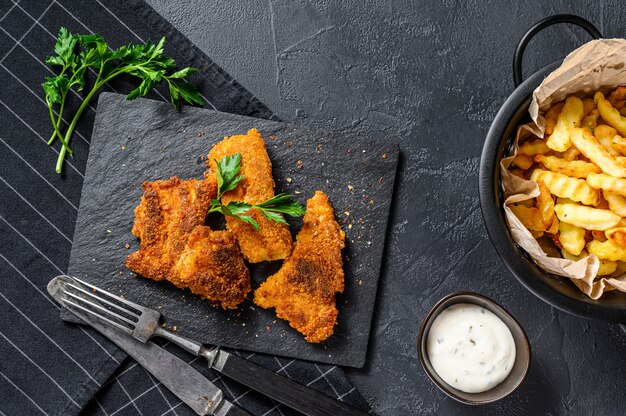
left=42, top=27, right=202, bottom=173
left=209, top=153, right=305, bottom=229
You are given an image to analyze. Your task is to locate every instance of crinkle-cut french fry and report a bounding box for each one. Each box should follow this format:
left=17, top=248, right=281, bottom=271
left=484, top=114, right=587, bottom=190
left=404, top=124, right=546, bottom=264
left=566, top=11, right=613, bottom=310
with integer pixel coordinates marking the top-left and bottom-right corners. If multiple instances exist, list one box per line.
left=597, top=259, right=618, bottom=275
left=587, top=173, right=626, bottom=196
left=518, top=139, right=550, bottom=156
left=530, top=169, right=600, bottom=206
left=561, top=249, right=587, bottom=261
left=605, top=226, right=626, bottom=248
left=587, top=239, right=626, bottom=261
left=562, top=146, right=580, bottom=161
left=621, top=107, right=626, bottom=117
left=616, top=260, right=626, bottom=274
left=612, top=135, right=626, bottom=156
left=554, top=203, right=621, bottom=231
left=546, top=96, right=584, bottom=152
left=512, top=154, right=533, bottom=170
left=509, top=168, right=526, bottom=179
left=592, top=230, right=608, bottom=242
left=547, top=218, right=559, bottom=234
left=594, top=124, right=618, bottom=139
left=596, top=195, right=610, bottom=210
left=536, top=180, right=556, bottom=226
left=559, top=221, right=587, bottom=256
left=534, top=154, right=601, bottom=178
left=517, top=198, right=534, bottom=208
left=582, top=109, right=599, bottom=131
left=582, top=97, right=596, bottom=115
left=545, top=102, right=564, bottom=135
left=608, top=86, right=626, bottom=107
left=510, top=205, right=546, bottom=232
left=595, top=91, right=626, bottom=137
left=594, top=124, right=619, bottom=155
left=557, top=197, right=575, bottom=205
left=570, top=128, right=626, bottom=178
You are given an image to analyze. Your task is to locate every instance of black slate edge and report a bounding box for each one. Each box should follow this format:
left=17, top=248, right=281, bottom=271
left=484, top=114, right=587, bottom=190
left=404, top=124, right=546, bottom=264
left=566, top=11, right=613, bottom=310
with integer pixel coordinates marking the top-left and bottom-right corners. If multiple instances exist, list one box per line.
left=65, top=92, right=400, bottom=368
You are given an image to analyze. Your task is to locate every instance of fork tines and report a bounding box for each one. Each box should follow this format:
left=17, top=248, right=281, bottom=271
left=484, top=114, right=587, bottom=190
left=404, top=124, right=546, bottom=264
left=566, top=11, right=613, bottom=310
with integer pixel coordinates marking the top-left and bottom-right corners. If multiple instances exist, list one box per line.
left=60, top=277, right=142, bottom=336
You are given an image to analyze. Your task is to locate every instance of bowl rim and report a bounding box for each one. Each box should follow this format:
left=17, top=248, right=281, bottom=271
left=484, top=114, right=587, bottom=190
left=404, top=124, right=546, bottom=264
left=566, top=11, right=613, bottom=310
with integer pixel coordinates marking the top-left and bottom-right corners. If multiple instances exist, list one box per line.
left=417, top=291, right=531, bottom=405
left=478, top=61, right=626, bottom=323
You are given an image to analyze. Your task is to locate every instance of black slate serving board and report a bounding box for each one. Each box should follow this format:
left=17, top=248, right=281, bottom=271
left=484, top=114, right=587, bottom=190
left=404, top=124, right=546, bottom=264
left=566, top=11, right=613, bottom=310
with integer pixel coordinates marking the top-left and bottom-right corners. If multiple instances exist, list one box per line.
left=66, top=92, right=398, bottom=367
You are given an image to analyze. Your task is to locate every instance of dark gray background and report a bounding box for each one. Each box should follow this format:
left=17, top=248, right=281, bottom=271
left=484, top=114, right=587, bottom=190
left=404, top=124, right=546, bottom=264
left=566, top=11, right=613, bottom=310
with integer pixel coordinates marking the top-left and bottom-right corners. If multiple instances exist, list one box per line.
left=145, top=1, right=626, bottom=415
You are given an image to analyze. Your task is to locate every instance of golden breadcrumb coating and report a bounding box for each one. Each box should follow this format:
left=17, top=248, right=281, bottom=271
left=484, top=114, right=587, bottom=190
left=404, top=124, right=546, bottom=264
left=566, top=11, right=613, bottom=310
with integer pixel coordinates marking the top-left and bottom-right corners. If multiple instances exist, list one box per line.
left=254, top=191, right=345, bottom=343
left=170, top=227, right=250, bottom=309
left=126, top=175, right=216, bottom=281
left=126, top=176, right=250, bottom=309
left=207, top=128, right=293, bottom=263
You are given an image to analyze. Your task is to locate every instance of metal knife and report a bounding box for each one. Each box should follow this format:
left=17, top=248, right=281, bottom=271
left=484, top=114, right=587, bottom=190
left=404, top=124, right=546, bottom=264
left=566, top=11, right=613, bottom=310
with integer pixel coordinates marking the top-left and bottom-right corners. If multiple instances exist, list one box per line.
left=47, top=281, right=251, bottom=416
left=49, top=275, right=370, bottom=416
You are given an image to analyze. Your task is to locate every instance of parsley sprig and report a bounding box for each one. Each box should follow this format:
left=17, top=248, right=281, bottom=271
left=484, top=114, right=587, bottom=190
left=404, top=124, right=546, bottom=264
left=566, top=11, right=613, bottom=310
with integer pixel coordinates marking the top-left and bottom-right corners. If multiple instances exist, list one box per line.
left=43, top=27, right=203, bottom=173
left=208, top=153, right=305, bottom=229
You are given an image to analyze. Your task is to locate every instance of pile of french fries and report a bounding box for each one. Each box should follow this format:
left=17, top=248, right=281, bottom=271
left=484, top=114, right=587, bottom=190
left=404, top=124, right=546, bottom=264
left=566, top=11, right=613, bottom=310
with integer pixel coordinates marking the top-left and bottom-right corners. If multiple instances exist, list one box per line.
left=510, top=86, right=626, bottom=277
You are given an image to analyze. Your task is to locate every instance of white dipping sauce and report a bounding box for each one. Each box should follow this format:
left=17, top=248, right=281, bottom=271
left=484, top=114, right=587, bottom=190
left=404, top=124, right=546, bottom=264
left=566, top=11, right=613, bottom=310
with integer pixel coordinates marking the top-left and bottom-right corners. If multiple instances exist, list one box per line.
left=427, top=303, right=516, bottom=393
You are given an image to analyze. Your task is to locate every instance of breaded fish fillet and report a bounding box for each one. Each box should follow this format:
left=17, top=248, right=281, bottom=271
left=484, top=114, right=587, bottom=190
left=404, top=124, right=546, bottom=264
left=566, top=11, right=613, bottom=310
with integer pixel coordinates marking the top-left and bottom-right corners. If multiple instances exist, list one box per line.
left=207, top=128, right=293, bottom=263
left=170, top=227, right=250, bottom=309
left=126, top=176, right=250, bottom=309
left=254, top=191, right=345, bottom=343
left=126, top=175, right=216, bottom=281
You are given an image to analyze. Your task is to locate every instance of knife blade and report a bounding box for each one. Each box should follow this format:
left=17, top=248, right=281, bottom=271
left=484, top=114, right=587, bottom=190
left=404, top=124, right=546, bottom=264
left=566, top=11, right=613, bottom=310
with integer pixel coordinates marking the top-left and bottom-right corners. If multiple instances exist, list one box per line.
left=47, top=283, right=250, bottom=416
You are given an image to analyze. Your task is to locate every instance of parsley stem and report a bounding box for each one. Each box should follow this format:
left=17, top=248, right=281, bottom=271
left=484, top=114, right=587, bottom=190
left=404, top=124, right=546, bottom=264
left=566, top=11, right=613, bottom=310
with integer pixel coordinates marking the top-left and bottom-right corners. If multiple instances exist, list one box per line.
left=55, top=81, right=99, bottom=173
left=47, top=103, right=72, bottom=155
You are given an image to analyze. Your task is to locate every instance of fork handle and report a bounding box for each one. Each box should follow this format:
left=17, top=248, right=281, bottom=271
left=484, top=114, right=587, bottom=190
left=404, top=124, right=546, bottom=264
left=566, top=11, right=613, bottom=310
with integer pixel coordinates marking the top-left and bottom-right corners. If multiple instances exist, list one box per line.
left=208, top=349, right=369, bottom=416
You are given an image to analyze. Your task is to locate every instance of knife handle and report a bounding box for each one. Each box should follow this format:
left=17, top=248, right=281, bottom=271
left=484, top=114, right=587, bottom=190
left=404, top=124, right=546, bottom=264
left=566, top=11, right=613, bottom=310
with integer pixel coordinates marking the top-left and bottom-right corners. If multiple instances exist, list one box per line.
left=211, top=350, right=369, bottom=416
left=221, top=403, right=252, bottom=416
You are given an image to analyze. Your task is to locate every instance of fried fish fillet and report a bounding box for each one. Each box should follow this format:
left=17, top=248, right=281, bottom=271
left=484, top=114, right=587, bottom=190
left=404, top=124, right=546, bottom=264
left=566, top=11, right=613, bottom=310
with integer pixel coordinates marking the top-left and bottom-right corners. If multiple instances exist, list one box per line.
left=207, top=128, right=293, bottom=263
left=126, top=176, right=250, bottom=308
left=170, top=226, right=250, bottom=309
left=254, top=191, right=345, bottom=343
left=126, top=175, right=216, bottom=281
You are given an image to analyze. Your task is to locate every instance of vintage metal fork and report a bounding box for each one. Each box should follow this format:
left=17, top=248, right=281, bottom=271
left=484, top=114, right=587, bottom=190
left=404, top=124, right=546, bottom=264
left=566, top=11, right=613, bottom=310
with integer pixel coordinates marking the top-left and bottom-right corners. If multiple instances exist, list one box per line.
left=51, top=274, right=207, bottom=356
left=49, top=275, right=369, bottom=416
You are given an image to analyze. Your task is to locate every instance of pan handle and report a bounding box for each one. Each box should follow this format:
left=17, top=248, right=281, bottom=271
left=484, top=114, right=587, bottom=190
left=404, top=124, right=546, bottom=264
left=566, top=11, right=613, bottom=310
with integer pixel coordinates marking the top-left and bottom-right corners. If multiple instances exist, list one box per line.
left=513, top=14, right=602, bottom=87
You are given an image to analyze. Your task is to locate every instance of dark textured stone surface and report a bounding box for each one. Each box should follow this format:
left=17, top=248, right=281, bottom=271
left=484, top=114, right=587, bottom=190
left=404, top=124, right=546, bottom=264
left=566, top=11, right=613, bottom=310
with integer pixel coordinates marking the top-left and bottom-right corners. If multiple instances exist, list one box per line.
left=144, top=1, right=626, bottom=414
left=66, top=92, right=398, bottom=368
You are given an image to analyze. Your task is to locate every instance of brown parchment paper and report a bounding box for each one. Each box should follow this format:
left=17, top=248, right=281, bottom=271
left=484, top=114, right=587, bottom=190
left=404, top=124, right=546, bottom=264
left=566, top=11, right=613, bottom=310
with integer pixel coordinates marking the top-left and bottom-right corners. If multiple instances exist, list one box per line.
left=501, top=39, right=626, bottom=299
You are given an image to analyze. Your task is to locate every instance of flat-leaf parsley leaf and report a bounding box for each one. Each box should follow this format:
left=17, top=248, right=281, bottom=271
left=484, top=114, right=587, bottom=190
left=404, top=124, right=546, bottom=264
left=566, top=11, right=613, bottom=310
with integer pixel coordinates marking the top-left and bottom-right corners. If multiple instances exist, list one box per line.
left=43, top=27, right=203, bottom=173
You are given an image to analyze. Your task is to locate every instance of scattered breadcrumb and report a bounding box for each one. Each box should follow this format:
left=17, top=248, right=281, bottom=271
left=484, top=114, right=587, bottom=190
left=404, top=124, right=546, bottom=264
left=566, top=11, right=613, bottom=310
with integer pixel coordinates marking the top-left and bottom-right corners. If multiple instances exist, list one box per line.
left=297, top=160, right=303, bottom=170
left=382, top=153, right=388, bottom=159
